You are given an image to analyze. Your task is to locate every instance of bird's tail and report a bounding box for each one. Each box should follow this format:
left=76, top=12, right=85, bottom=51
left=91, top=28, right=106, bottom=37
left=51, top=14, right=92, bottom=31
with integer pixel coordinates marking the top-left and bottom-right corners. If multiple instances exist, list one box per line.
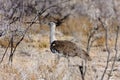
left=77, top=49, right=92, bottom=61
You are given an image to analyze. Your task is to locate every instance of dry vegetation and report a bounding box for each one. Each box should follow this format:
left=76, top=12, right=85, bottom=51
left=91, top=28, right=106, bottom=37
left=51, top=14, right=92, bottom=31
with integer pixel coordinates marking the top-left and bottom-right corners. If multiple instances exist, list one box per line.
left=0, top=0, right=120, bottom=80
left=0, top=17, right=120, bottom=80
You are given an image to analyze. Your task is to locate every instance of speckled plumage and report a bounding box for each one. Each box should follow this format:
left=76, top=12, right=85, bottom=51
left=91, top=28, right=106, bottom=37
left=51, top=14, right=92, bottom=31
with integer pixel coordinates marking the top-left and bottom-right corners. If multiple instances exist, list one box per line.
left=50, top=40, right=91, bottom=61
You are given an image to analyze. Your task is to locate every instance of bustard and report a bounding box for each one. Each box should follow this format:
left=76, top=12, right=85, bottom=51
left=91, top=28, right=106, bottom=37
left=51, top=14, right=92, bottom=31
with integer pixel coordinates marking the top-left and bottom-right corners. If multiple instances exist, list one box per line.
left=48, top=22, right=91, bottom=61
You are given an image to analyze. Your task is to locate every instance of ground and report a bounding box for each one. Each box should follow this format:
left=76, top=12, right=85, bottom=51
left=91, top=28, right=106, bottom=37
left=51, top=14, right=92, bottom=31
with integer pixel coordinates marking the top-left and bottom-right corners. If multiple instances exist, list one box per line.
left=0, top=31, right=120, bottom=80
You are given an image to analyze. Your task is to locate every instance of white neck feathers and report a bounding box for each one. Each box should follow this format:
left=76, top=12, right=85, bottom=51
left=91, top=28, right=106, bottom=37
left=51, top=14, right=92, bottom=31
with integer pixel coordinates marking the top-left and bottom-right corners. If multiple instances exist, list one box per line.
left=49, top=22, right=56, bottom=44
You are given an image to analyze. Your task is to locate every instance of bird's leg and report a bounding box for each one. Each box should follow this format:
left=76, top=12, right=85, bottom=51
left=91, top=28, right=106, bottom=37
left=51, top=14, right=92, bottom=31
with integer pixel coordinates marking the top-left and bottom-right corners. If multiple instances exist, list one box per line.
left=54, top=54, right=60, bottom=65
left=83, top=60, right=87, bottom=76
left=66, top=55, right=72, bottom=80
left=78, top=60, right=87, bottom=80
left=57, top=55, right=60, bottom=60
left=66, top=55, right=70, bottom=67
left=79, top=65, right=85, bottom=80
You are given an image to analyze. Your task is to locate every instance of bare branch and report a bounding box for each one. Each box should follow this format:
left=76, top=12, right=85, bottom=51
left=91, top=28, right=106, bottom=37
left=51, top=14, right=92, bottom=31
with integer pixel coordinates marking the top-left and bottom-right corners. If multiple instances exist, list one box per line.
left=87, top=27, right=98, bottom=54
left=9, top=33, right=14, bottom=63
left=99, top=18, right=111, bottom=80
left=107, top=1, right=120, bottom=79
left=0, top=39, right=11, bottom=64
left=79, top=63, right=85, bottom=80
left=107, top=26, right=119, bottom=80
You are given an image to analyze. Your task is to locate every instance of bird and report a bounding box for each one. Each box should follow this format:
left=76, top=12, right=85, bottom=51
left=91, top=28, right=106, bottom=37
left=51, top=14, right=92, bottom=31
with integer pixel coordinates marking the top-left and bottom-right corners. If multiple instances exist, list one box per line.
left=48, top=22, right=91, bottom=61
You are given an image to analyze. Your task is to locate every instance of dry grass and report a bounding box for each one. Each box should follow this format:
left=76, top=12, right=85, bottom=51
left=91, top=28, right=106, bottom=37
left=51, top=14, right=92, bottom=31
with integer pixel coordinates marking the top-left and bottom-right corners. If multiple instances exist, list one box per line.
left=24, top=34, right=49, bottom=49
left=0, top=3, right=120, bottom=80
left=0, top=15, right=118, bottom=50
left=58, top=16, right=93, bottom=36
left=0, top=16, right=117, bottom=49
left=0, top=36, right=9, bottom=48
left=0, top=43, right=120, bottom=80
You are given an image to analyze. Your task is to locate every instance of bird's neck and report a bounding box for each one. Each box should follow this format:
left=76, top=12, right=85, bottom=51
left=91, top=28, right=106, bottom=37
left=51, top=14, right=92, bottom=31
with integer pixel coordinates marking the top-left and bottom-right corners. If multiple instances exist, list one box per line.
left=50, top=25, right=56, bottom=44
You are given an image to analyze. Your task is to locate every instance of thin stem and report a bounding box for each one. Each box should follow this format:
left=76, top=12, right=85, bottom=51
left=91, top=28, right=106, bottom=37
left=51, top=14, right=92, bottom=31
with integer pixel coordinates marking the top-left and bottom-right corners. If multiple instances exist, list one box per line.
left=0, top=39, right=11, bottom=64
left=101, top=27, right=110, bottom=80
left=107, top=26, right=119, bottom=80
left=79, top=65, right=85, bottom=80
left=99, top=18, right=111, bottom=80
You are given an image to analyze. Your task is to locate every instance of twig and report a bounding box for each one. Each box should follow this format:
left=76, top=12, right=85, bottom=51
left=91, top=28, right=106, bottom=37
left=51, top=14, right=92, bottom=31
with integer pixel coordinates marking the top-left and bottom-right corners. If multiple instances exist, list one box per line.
left=0, top=39, right=11, bottom=64
left=107, top=26, right=119, bottom=80
left=107, top=1, right=120, bottom=79
left=99, top=18, right=111, bottom=80
left=83, top=60, right=87, bottom=77
left=79, top=65, right=85, bottom=80
left=85, top=26, right=98, bottom=79
left=87, top=29, right=96, bottom=54
left=9, top=33, right=14, bottom=63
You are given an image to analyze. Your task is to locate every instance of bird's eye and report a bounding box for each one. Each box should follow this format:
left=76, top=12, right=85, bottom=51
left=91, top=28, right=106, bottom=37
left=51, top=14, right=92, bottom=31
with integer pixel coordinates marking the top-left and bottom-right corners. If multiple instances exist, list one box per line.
left=52, top=43, right=55, bottom=46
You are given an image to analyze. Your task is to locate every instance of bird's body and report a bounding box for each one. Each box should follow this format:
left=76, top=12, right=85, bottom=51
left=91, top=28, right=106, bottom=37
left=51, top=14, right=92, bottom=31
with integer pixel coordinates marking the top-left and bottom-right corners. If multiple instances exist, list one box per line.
left=48, top=22, right=91, bottom=61
left=50, top=40, right=91, bottom=61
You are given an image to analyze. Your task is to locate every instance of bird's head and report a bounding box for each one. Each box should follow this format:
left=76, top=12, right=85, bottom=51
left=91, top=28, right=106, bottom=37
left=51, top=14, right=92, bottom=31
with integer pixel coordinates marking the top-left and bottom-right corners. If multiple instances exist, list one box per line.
left=48, top=22, right=56, bottom=28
